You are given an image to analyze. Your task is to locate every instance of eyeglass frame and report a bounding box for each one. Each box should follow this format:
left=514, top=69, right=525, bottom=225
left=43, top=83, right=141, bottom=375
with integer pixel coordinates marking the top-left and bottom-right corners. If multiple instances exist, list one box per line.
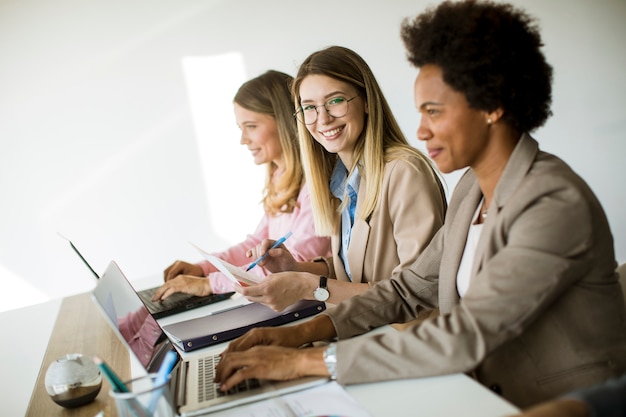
left=293, top=95, right=359, bottom=125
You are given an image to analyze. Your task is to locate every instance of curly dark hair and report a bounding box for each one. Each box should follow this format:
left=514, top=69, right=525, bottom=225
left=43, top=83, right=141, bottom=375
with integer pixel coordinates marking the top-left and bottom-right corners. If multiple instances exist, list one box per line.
left=401, top=0, right=553, bottom=132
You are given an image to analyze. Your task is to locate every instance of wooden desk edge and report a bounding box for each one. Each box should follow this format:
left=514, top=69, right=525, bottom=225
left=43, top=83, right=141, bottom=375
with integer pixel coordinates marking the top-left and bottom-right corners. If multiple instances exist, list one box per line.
left=26, top=292, right=131, bottom=417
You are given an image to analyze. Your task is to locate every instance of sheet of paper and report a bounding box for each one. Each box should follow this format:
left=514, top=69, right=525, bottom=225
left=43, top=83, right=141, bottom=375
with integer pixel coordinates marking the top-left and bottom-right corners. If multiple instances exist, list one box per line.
left=189, top=242, right=261, bottom=286
left=207, top=381, right=372, bottom=417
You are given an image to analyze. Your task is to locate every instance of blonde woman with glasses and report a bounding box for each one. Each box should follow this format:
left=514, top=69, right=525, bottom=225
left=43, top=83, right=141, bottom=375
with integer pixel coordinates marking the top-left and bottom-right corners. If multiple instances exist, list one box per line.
left=236, top=46, right=447, bottom=312
left=152, top=70, right=331, bottom=301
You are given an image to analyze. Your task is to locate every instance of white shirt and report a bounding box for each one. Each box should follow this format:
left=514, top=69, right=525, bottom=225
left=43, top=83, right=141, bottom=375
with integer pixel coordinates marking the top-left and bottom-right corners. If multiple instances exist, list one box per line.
left=456, top=202, right=484, bottom=297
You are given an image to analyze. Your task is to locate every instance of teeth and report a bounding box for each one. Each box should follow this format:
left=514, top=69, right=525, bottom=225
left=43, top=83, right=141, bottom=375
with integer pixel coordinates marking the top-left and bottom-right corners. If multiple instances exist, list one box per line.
left=322, top=127, right=342, bottom=137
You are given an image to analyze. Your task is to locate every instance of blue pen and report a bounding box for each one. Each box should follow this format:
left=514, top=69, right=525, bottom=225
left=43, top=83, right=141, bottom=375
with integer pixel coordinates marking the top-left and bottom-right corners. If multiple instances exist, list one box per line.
left=93, top=355, right=128, bottom=392
left=246, top=231, right=293, bottom=271
left=94, top=356, right=149, bottom=417
left=147, top=350, right=178, bottom=413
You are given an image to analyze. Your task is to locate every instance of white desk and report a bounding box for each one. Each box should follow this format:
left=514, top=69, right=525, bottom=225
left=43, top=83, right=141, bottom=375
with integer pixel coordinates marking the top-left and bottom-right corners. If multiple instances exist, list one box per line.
left=6, top=291, right=519, bottom=417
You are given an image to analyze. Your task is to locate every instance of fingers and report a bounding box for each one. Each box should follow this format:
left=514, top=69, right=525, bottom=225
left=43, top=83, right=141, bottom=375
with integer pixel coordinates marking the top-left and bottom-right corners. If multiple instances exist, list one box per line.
left=215, top=353, right=258, bottom=391
left=151, top=282, right=176, bottom=301
left=223, top=328, right=263, bottom=354
left=151, top=275, right=213, bottom=301
left=237, top=284, right=284, bottom=311
left=223, top=326, right=298, bottom=356
left=164, top=260, right=185, bottom=281
left=163, top=261, right=204, bottom=281
left=246, top=239, right=277, bottom=264
left=237, top=283, right=262, bottom=298
left=152, top=284, right=166, bottom=301
left=215, top=346, right=311, bottom=392
left=214, top=347, right=280, bottom=392
left=259, top=239, right=276, bottom=254
left=221, top=326, right=287, bottom=357
left=239, top=275, right=300, bottom=311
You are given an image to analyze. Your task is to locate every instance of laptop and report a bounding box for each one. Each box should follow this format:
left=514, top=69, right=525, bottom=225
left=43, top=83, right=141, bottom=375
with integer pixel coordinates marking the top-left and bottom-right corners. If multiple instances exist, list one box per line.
left=92, top=260, right=329, bottom=416
left=61, top=234, right=234, bottom=318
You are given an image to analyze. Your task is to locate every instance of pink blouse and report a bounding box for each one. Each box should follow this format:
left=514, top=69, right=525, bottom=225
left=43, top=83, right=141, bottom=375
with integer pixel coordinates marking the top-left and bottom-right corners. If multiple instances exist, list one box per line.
left=197, top=183, right=331, bottom=293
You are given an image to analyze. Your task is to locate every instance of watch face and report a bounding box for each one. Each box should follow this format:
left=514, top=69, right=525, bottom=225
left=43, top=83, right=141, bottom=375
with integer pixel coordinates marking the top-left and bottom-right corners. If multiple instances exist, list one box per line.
left=314, top=287, right=330, bottom=302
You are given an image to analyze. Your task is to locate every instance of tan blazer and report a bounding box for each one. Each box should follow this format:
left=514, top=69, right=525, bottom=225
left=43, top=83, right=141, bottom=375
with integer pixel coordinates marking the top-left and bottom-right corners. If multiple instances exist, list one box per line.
left=321, top=152, right=446, bottom=285
left=325, top=134, right=626, bottom=407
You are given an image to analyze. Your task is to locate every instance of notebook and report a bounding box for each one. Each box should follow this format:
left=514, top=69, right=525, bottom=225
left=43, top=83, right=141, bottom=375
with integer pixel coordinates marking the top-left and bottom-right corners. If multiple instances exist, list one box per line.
left=61, top=234, right=234, bottom=318
left=91, top=260, right=329, bottom=416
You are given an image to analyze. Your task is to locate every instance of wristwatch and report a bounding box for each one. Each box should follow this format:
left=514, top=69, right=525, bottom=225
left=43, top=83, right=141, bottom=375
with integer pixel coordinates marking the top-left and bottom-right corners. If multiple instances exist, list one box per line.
left=313, top=275, right=330, bottom=302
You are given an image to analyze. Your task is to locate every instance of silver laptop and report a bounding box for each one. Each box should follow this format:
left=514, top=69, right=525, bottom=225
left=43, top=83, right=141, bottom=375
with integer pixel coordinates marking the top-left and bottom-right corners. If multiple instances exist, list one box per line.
left=91, top=260, right=329, bottom=416
left=61, top=234, right=234, bottom=318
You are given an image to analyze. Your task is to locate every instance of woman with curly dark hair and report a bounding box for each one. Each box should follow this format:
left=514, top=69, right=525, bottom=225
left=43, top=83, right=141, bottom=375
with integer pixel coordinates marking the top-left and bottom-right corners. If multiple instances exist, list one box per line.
left=214, top=1, right=626, bottom=409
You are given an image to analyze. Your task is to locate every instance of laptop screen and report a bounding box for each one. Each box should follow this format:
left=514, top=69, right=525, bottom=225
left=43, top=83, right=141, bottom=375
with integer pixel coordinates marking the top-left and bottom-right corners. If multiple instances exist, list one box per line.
left=92, top=261, right=175, bottom=373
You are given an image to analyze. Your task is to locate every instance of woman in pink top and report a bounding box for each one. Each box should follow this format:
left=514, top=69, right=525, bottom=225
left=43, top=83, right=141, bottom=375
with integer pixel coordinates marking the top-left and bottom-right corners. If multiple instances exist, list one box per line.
left=152, top=70, right=330, bottom=300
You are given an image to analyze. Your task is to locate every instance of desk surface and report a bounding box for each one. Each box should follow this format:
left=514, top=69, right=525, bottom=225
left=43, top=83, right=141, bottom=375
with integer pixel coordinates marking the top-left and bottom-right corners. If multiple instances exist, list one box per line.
left=26, top=293, right=130, bottom=417
left=10, top=291, right=519, bottom=417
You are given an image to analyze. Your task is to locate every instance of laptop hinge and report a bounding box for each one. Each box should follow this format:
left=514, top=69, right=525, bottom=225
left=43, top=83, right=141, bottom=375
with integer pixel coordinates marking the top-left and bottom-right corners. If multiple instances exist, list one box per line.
left=176, top=360, right=188, bottom=407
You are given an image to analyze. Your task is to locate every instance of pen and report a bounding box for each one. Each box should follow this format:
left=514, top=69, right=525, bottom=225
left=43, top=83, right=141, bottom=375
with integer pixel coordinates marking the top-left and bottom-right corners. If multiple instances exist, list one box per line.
left=246, top=231, right=293, bottom=271
left=93, top=355, right=128, bottom=392
left=93, top=356, right=149, bottom=417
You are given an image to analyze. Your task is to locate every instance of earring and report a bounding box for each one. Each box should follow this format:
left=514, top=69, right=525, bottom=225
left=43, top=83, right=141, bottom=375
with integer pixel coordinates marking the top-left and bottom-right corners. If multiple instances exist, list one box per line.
left=487, top=118, right=492, bottom=125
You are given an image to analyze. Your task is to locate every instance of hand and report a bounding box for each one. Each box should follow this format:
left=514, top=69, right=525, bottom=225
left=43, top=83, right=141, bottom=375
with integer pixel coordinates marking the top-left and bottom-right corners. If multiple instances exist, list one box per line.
left=163, top=260, right=204, bottom=282
left=215, top=345, right=327, bottom=392
left=224, top=325, right=309, bottom=355
left=246, top=239, right=298, bottom=272
left=151, top=275, right=213, bottom=301
left=222, top=315, right=338, bottom=356
left=237, top=272, right=316, bottom=311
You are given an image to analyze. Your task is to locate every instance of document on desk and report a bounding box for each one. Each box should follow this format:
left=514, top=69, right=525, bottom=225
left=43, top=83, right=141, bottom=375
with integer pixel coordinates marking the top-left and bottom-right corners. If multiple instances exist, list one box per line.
left=207, top=381, right=372, bottom=417
left=189, top=242, right=261, bottom=287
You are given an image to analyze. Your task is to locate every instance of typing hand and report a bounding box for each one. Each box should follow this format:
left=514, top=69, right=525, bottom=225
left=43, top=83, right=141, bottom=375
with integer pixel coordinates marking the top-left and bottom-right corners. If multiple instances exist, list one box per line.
left=215, top=345, right=327, bottom=392
left=223, top=325, right=305, bottom=356
left=163, top=260, right=204, bottom=282
left=151, top=275, right=213, bottom=301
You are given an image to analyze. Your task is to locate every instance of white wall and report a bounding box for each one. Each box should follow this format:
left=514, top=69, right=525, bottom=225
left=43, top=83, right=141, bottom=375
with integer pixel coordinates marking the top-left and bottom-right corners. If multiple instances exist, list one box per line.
left=1, top=0, right=625, bottom=312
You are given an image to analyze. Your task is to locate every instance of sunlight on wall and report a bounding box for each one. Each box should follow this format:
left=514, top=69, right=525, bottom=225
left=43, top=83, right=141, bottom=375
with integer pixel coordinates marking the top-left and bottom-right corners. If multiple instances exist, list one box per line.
left=182, top=52, right=265, bottom=245
left=0, top=265, right=49, bottom=313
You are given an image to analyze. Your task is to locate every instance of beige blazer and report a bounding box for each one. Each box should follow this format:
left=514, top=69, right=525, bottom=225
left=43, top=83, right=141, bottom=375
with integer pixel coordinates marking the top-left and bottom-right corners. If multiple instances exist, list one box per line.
left=321, top=152, right=446, bottom=285
left=325, top=134, right=626, bottom=407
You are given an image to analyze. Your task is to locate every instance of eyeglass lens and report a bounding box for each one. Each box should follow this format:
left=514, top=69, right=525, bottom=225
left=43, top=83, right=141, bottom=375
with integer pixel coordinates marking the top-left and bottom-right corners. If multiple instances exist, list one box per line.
left=296, top=96, right=354, bottom=125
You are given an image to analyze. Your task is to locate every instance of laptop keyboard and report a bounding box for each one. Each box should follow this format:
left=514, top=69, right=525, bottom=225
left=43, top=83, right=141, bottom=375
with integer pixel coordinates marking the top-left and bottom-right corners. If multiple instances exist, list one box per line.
left=197, top=354, right=261, bottom=402
left=138, top=288, right=231, bottom=316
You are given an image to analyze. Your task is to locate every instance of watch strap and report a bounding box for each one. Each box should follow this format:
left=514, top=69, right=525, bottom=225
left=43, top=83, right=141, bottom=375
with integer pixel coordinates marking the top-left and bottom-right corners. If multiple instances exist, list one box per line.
left=319, top=275, right=328, bottom=289
left=323, top=342, right=337, bottom=380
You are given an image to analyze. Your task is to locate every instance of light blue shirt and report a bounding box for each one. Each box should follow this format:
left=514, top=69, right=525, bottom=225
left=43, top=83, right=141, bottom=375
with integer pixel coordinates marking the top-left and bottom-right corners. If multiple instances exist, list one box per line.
left=330, top=160, right=361, bottom=281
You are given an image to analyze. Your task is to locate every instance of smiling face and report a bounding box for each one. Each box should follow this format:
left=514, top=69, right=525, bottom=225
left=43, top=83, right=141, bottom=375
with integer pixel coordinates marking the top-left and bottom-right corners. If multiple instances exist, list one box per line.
left=234, top=103, right=283, bottom=168
left=298, top=74, right=366, bottom=167
left=414, top=65, right=491, bottom=174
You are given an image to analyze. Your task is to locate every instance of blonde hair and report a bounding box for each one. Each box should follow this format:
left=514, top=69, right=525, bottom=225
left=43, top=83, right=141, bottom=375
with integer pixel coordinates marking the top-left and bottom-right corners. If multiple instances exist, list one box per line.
left=234, top=70, right=303, bottom=215
left=293, top=46, right=443, bottom=235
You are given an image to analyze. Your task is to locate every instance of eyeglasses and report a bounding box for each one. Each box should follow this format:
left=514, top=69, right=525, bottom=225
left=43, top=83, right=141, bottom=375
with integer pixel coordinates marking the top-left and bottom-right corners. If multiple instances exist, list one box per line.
left=294, top=95, right=359, bottom=125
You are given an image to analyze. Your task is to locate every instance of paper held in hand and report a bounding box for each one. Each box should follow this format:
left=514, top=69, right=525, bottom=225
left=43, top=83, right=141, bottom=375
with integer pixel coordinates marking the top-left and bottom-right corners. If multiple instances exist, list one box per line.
left=189, top=242, right=261, bottom=287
